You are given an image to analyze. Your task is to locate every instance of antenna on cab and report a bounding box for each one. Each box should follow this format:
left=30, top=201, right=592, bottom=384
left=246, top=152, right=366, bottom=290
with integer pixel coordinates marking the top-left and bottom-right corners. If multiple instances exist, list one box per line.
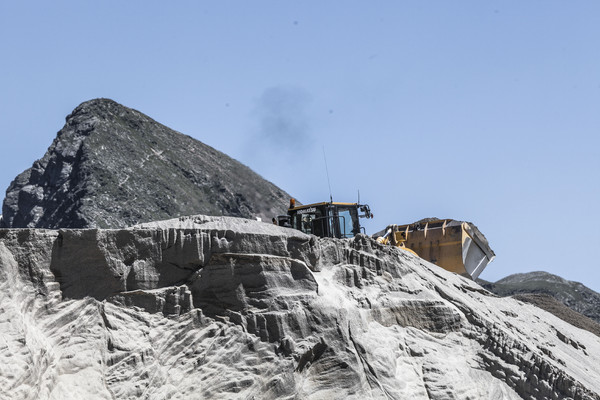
left=322, top=145, right=333, bottom=203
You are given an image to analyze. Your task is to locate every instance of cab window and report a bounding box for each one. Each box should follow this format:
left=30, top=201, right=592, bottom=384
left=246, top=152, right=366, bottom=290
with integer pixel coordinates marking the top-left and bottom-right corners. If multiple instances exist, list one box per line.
left=337, top=208, right=355, bottom=238
left=292, top=209, right=324, bottom=236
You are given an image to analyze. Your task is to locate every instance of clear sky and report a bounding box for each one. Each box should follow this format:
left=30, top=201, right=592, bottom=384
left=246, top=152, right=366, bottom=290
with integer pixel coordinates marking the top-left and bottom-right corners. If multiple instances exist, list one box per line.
left=1, top=2, right=599, bottom=291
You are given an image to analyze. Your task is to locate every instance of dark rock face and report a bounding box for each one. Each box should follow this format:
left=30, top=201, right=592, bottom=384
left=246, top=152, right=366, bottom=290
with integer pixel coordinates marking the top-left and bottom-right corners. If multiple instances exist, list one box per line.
left=1, top=98, right=291, bottom=228
left=479, top=271, right=600, bottom=325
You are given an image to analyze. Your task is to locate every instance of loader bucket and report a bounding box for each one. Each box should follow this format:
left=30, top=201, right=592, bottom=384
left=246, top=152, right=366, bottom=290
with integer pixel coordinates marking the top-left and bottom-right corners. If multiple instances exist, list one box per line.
left=382, top=219, right=495, bottom=280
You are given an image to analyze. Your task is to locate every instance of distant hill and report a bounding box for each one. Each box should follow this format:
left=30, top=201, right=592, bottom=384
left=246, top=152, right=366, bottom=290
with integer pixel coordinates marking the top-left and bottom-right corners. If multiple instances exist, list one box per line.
left=478, top=271, right=600, bottom=325
left=1, top=98, right=291, bottom=228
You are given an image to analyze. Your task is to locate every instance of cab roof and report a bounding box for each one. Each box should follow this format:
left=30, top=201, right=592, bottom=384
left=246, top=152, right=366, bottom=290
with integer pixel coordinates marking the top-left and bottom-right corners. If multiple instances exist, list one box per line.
left=289, top=202, right=358, bottom=211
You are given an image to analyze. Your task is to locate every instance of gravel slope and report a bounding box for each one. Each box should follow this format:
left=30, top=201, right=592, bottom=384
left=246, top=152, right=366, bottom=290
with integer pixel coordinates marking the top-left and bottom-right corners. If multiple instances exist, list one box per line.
left=1, top=217, right=599, bottom=399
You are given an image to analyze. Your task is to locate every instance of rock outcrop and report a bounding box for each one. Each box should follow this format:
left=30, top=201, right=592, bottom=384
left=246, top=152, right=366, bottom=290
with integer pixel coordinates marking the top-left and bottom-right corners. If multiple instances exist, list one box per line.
left=1, top=99, right=291, bottom=229
left=479, top=271, right=600, bottom=325
left=1, top=216, right=599, bottom=399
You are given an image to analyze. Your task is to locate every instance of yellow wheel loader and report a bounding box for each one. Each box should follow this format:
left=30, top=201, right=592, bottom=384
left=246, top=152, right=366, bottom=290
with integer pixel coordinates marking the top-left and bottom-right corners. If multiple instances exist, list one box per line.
left=276, top=199, right=495, bottom=280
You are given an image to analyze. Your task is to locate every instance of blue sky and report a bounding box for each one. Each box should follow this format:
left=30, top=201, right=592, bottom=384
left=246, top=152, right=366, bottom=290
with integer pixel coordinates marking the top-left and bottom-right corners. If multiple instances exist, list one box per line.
left=1, top=2, right=599, bottom=290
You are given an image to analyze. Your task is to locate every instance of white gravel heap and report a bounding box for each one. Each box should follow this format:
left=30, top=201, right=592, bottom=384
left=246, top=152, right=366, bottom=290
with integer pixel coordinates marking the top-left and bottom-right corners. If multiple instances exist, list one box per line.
left=0, top=215, right=599, bottom=399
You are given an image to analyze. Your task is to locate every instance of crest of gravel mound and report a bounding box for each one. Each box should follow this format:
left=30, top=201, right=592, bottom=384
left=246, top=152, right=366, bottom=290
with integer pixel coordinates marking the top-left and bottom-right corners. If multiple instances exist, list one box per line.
left=1, top=98, right=291, bottom=228
left=1, top=216, right=600, bottom=399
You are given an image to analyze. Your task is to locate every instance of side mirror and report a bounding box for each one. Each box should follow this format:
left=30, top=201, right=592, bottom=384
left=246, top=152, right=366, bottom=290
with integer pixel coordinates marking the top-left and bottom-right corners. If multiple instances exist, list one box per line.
left=359, top=205, right=372, bottom=219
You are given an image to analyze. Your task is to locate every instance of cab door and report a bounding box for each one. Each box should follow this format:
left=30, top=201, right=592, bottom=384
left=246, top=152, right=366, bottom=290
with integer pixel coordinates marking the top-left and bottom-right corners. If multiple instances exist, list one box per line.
left=333, top=206, right=360, bottom=238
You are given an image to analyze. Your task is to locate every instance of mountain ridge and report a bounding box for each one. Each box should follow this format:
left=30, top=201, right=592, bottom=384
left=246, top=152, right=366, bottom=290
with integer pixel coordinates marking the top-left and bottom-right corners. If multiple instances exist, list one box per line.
left=1, top=98, right=291, bottom=229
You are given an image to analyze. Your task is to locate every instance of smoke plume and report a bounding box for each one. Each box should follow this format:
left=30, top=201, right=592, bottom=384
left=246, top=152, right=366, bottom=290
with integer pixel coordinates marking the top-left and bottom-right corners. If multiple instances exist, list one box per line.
left=253, top=86, right=313, bottom=153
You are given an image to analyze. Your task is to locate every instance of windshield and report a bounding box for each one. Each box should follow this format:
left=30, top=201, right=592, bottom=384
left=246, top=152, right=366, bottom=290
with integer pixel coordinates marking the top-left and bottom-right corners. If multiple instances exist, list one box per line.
left=336, top=207, right=359, bottom=238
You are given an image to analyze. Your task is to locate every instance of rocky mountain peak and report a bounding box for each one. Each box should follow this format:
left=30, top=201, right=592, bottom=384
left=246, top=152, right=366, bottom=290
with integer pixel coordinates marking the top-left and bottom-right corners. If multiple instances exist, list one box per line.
left=67, top=97, right=133, bottom=119
left=1, top=98, right=291, bottom=229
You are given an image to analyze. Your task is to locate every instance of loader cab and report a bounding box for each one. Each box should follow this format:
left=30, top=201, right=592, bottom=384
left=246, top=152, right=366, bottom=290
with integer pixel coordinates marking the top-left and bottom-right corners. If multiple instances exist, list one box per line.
left=280, top=200, right=372, bottom=239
